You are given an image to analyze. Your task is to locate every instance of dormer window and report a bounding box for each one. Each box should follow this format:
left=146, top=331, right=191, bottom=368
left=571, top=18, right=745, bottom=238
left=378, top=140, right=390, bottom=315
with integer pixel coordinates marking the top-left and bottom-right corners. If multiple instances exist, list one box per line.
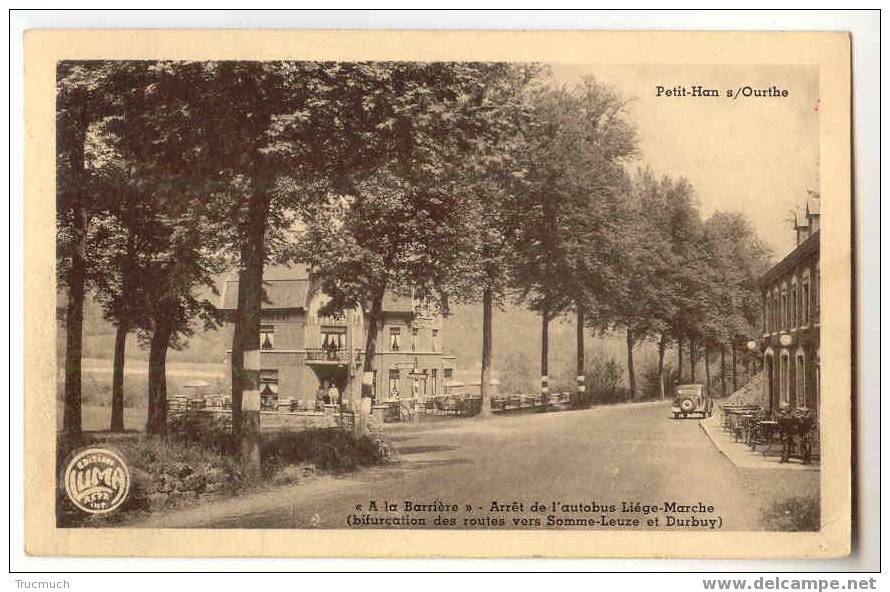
left=415, top=295, right=432, bottom=318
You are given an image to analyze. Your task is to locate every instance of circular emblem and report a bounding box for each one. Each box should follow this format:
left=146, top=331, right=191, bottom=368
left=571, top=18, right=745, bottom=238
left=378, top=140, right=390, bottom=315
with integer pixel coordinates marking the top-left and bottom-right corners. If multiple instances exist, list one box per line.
left=63, top=447, right=130, bottom=514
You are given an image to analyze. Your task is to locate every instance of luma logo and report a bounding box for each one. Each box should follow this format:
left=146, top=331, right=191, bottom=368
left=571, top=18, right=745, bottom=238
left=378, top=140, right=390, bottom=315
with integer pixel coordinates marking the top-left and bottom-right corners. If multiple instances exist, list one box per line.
left=63, top=448, right=130, bottom=514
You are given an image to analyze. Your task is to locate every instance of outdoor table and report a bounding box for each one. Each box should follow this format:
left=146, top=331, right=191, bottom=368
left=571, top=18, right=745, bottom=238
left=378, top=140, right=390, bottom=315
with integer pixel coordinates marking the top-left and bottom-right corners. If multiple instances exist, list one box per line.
left=721, top=405, right=760, bottom=431
left=754, top=420, right=780, bottom=455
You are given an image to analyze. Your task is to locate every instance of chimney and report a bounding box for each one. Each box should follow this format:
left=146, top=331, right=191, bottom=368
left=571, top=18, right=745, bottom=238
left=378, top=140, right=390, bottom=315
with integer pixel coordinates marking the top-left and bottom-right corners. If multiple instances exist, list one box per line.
left=794, top=211, right=810, bottom=247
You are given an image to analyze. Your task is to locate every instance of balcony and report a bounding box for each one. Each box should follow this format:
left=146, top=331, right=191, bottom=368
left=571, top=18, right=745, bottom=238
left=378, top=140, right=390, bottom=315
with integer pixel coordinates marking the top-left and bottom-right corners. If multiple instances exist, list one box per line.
left=305, top=348, right=351, bottom=365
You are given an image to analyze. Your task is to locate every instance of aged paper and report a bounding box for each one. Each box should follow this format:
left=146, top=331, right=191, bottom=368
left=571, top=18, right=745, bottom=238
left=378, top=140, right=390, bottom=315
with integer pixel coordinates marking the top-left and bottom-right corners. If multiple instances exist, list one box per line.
left=24, top=29, right=851, bottom=558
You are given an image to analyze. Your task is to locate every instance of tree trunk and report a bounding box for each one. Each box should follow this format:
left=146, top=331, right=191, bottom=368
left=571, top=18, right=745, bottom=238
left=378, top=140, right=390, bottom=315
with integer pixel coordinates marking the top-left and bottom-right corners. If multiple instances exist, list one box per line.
left=626, top=328, right=636, bottom=400
left=60, top=106, right=88, bottom=439
left=576, top=308, right=585, bottom=406
left=720, top=343, right=727, bottom=397
left=146, top=317, right=173, bottom=435
left=358, top=285, right=385, bottom=433
left=657, top=332, right=667, bottom=401
left=689, top=338, right=697, bottom=382
left=230, top=179, right=270, bottom=474
left=704, top=345, right=712, bottom=397
left=479, top=287, right=494, bottom=417
left=62, top=213, right=86, bottom=437
left=540, top=307, right=549, bottom=410
left=731, top=343, right=738, bottom=391
left=110, top=320, right=128, bottom=431
left=677, top=334, right=684, bottom=384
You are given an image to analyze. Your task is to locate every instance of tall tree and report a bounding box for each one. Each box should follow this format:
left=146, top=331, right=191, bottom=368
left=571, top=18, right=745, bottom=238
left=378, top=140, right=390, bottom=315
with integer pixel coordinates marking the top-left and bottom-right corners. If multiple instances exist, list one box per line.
left=699, top=210, right=772, bottom=394
left=87, top=159, right=152, bottom=431
left=130, top=187, right=225, bottom=435
left=56, top=62, right=119, bottom=437
left=109, top=61, right=352, bottom=464
left=509, top=78, right=636, bottom=408
left=445, top=65, right=545, bottom=416
left=597, top=168, right=677, bottom=400
left=290, top=63, right=525, bottom=431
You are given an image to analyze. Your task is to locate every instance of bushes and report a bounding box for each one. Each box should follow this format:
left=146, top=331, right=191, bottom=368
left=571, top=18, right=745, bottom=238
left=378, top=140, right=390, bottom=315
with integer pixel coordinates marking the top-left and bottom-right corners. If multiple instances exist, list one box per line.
left=56, top=434, right=247, bottom=527
left=56, top=424, right=392, bottom=526
left=640, top=362, right=678, bottom=401
left=261, top=428, right=391, bottom=477
left=585, top=354, right=627, bottom=404
left=168, top=411, right=235, bottom=454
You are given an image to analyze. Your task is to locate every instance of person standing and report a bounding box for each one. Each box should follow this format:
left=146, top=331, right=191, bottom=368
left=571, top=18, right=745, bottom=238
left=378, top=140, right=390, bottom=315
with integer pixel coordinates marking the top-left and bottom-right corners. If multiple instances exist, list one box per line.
left=328, top=382, right=341, bottom=407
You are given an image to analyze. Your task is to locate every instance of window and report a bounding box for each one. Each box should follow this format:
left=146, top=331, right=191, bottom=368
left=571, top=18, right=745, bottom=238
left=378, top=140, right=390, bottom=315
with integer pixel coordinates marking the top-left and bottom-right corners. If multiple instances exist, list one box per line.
left=432, top=329, right=439, bottom=351
left=411, top=328, right=418, bottom=351
left=779, top=353, right=790, bottom=406
left=795, top=354, right=806, bottom=409
left=443, top=368, right=453, bottom=380
left=390, top=327, right=401, bottom=351
left=790, top=281, right=798, bottom=328
left=321, top=326, right=346, bottom=351
left=431, top=369, right=438, bottom=395
left=416, top=295, right=431, bottom=318
left=814, top=264, right=820, bottom=322
left=318, top=310, right=346, bottom=324
left=260, top=325, right=275, bottom=350
left=780, top=286, right=787, bottom=331
left=388, top=369, right=401, bottom=398
left=762, top=293, right=768, bottom=333
left=802, top=279, right=810, bottom=326
left=260, top=370, right=279, bottom=408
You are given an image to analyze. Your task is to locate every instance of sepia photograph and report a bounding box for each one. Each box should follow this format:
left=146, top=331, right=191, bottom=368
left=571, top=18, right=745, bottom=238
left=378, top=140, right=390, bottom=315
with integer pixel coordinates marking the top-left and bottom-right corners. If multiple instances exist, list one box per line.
left=19, top=26, right=856, bottom=560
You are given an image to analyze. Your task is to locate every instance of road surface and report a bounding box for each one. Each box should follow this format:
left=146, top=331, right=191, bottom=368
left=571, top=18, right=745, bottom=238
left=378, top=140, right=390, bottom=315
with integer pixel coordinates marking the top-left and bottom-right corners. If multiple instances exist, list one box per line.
left=139, top=401, right=818, bottom=530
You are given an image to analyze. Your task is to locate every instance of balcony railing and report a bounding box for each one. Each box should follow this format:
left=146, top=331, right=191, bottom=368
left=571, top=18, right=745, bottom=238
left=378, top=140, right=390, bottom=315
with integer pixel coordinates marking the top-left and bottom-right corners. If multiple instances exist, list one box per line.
left=305, top=348, right=351, bottom=363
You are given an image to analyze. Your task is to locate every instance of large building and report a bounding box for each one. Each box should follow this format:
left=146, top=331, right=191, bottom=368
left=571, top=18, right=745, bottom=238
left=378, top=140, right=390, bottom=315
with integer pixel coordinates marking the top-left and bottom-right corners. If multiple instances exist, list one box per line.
left=758, top=196, right=820, bottom=417
left=219, top=265, right=456, bottom=410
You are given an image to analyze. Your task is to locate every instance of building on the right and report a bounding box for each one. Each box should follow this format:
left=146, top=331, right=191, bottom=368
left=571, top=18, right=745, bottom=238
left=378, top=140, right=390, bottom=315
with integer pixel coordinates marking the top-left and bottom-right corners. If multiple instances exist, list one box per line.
left=758, top=196, right=820, bottom=418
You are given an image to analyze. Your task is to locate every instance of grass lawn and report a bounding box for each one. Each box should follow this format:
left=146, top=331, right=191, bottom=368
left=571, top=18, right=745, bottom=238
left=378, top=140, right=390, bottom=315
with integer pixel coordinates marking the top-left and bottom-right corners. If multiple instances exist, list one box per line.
left=56, top=358, right=226, bottom=432
left=56, top=403, right=149, bottom=432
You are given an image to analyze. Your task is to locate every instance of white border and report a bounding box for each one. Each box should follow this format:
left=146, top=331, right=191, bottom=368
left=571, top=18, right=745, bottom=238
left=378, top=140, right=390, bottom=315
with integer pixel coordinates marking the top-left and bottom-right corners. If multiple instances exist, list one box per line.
left=6, top=8, right=881, bottom=576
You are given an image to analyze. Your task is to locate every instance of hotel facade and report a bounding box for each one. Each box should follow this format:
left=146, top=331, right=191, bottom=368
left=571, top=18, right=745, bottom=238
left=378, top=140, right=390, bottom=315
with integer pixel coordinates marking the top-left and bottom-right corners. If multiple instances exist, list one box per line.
left=758, top=198, right=820, bottom=417
left=219, top=266, right=456, bottom=411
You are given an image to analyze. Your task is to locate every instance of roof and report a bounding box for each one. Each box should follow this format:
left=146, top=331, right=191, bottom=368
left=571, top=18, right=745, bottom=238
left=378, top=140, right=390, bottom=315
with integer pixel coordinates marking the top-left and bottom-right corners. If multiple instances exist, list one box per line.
left=220, top=278, right=311, bottom=311
left=381, top=291, right=415, bottom=314
left=759, top=230, right=819, bottom=287
left=218, top=263, right=419, bottom=314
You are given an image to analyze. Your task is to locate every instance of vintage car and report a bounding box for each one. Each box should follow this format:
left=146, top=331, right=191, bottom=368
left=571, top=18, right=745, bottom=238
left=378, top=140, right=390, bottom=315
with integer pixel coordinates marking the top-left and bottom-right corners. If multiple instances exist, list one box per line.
left=671, top=383, right=712, bottom=419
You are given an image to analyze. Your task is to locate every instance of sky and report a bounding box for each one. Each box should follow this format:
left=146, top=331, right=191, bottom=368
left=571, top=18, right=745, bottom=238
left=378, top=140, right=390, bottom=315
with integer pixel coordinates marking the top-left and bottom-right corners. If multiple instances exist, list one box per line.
left=549, top=63, right=820, bottom=258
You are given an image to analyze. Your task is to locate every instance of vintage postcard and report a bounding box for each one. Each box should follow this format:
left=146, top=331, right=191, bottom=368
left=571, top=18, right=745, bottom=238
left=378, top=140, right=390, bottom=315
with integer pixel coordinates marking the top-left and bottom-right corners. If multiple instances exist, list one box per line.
left=23, top=29, right=852, bottom=558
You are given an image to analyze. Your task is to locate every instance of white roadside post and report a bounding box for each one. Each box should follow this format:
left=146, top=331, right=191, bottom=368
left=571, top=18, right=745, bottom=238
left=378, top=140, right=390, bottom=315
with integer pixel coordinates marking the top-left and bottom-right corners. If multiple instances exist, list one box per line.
left=357, top=370, right=373, bottom=436
left=241, top=348, right=262, bottom=476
